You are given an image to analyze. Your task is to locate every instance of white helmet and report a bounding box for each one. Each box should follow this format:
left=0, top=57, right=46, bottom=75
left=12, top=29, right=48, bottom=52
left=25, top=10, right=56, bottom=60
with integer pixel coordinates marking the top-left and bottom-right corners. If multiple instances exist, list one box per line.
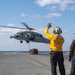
left=73, top=33, right=75, bottom=38
left=53, top=26, right=62, bottom=34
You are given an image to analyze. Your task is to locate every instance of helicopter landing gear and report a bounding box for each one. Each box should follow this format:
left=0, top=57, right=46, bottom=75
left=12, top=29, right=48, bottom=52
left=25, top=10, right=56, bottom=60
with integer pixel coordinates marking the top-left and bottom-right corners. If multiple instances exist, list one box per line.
left=26, top=41, right=29, bottom=43
left=10, top=36, right=13, bottom=39
left=20, top=40, right=23, bottom=43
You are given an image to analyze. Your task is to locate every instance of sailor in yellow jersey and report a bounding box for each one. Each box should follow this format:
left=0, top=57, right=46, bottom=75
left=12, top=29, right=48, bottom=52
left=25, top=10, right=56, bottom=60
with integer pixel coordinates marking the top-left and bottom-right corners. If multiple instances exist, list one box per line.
left=44, top=23, right=66, bottom=75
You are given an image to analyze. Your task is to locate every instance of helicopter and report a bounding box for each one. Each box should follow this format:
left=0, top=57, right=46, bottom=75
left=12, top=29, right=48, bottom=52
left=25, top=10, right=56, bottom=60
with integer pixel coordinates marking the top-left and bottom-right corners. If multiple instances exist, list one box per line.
left=0, top=22, right=49, bottom=44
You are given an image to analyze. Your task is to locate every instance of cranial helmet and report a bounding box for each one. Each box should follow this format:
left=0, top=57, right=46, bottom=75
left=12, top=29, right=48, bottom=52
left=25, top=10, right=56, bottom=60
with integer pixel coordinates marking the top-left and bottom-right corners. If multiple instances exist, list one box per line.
left=73, top=33, right=75, bottom=38
left=53, top=26, right=62, bottom=34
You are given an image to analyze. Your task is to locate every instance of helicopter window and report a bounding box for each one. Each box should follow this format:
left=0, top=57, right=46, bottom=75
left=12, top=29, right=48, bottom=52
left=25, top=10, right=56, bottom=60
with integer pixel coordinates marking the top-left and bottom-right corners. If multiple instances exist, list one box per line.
left=40, top=35, right=43, bottom=37
left=21, top=32, right=23, bottom=34
left=37, top=34, right=43, bottom=37
left=37, top=34, right=39, bottom=36
left=33, top=35, right=35, bottom=37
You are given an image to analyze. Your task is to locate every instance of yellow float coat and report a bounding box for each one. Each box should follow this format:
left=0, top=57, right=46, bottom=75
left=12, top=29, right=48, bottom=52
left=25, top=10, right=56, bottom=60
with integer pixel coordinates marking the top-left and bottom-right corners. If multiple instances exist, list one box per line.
left=44, top=27, right=65, bottom=52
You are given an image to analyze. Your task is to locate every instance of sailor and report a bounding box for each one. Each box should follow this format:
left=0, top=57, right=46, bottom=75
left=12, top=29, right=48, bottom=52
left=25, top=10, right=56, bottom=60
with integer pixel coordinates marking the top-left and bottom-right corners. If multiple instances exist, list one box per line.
left=44, top=23, right=66, bottom=75
left=69, top=33, right=75, bottom=75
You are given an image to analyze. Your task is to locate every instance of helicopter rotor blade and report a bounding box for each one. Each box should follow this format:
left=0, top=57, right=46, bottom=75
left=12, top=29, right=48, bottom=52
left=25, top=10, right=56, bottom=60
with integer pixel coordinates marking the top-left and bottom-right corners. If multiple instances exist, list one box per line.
left=21, top=22, right=35, bottom=31
left=21, top=22, right=30, bottom=29
left=0, top=25, right=26, bottom=29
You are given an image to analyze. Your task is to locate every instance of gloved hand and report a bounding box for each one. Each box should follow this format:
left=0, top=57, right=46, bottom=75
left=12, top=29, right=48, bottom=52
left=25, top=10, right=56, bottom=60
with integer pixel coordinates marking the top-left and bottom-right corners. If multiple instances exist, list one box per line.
left=69, top=52, right=73, bottom=62
left=69, top=58, right=71, bottom=62
left=47, top=23, right=52, bottom=28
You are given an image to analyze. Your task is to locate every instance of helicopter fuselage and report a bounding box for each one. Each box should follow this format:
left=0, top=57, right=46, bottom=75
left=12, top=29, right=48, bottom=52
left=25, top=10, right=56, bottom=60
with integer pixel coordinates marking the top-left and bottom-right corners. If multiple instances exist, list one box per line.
left=10, top=31, right=50, bottom=44
left=0, top=22, right=50, bottom=44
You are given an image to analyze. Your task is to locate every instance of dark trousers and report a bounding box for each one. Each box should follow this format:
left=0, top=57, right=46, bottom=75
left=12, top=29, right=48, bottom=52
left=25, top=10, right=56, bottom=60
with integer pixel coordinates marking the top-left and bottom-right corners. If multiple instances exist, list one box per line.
left=50, top=51, right=66, bottom=75
left=70, top=55, right=75, bottom=75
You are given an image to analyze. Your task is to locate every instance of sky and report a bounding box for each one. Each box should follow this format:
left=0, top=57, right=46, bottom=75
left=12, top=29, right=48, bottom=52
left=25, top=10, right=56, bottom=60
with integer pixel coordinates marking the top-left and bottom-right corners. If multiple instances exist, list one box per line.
left=0, top=0, right=75, bottom=51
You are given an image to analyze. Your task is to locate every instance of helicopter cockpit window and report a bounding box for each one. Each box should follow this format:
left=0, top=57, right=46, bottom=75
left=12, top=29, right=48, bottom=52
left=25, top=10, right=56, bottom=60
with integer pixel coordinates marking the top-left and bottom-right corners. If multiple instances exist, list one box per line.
left=37, top=34, right=43, bottom=37
left=40, top=35, right=43, bottom=37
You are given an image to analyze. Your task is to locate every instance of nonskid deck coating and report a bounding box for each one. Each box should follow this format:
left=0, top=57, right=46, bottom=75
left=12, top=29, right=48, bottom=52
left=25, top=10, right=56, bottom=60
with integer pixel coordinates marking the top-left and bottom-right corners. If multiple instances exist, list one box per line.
left=0, top=52, right=71, bottom=75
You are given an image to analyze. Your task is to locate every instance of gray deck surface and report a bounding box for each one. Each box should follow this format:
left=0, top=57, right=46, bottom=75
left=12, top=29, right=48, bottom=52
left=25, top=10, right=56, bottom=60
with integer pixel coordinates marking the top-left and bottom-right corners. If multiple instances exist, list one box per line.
left=0, top=52, right=71, bottom=75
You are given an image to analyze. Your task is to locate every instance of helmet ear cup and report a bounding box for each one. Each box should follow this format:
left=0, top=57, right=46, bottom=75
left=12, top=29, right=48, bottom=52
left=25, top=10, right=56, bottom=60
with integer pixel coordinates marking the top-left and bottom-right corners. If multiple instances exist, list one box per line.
left=53, top=26, right=62, bottom=34
left=53, top=29, right=56, bottom=33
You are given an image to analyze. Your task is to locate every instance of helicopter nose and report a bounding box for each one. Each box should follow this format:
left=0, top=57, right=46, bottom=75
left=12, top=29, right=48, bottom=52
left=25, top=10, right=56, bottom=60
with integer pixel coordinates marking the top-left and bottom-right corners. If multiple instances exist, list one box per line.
left=10, top=36, right=15, bottom=38
left=10, top=35, right=19, bottom=39
left=15, top=35, right=19, bottom=38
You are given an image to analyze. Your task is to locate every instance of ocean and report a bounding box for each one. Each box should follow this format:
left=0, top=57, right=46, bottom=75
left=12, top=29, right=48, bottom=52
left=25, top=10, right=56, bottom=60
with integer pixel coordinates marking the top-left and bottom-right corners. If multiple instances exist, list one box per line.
left=0, top=50, right=69, bottom=54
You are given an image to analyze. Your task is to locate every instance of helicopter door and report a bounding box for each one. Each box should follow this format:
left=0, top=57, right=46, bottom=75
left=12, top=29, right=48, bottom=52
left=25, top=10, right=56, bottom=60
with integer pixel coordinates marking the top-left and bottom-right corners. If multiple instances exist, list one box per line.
left=29, top=35, right=35, bottom=41
left=25, top=33, right=35, bottom=41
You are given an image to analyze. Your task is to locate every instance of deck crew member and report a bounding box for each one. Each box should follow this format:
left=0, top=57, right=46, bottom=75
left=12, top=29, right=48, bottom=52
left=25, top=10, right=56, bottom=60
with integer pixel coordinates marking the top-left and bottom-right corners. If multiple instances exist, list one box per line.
left=69, top=33, right=75, bottom=75
left=44, top=23, right=66, bottom=75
